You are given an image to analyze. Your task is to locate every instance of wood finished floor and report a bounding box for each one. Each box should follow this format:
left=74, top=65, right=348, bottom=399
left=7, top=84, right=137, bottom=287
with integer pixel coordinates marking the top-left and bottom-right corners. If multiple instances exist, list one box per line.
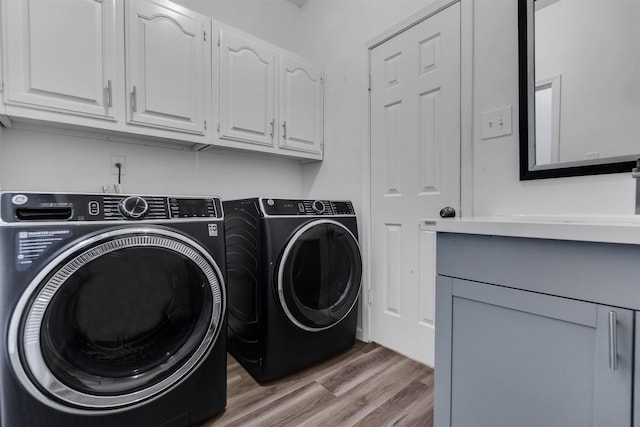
left=201, top=341, right=434, bottom=427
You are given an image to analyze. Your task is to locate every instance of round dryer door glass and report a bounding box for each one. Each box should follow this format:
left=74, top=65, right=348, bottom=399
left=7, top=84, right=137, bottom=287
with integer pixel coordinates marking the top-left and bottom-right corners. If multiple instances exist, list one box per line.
left=9, top=228, right=225, bottom=410
left=277, top=220, right=362, bottom=331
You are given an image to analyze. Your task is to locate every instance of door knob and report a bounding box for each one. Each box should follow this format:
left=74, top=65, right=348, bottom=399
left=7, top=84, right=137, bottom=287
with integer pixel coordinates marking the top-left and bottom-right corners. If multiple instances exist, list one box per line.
left=439, top=206, right=456, bottom=218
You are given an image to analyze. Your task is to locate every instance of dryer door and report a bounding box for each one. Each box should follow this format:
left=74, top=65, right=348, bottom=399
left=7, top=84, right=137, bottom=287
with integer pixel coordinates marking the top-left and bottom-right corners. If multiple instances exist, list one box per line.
left=277, top=219, right=362, bottom=331
left=8, top=227, right=225, bottom=412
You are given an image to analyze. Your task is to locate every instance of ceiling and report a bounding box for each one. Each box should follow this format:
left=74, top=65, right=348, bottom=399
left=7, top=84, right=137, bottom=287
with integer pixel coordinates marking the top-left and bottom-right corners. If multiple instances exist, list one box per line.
left=286, top=0, right=309, bottom=7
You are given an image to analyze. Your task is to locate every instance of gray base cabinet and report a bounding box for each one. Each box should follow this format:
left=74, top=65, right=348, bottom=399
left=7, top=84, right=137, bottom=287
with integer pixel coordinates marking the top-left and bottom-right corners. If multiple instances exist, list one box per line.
left=435, top=233, right=640, bottom=427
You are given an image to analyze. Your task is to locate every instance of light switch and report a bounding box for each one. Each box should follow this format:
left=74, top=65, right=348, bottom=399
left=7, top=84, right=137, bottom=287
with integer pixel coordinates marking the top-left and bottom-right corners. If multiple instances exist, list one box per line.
left=480, top=106, right=513, bottom=140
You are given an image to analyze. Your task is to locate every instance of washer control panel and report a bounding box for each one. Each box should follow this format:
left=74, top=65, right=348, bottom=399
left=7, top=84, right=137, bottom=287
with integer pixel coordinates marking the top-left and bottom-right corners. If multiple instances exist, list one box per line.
left=261, top=198, right=355, bottom=216
left=1, top=192, right=223, bottom=222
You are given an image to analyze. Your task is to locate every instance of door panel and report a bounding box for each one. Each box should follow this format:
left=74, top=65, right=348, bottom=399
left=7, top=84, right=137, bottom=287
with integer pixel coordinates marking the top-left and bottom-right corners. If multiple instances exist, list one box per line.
left=437, top=278, right=633, bottom=427
left=279, top=54, right=323, bottom=154
left=370, top=3, right=461, bottom=366
left=219, top=29, right=276, bottom=146
left=126, top=0, right=209, bottom=134
left=5, top=0, right=118, bottom=119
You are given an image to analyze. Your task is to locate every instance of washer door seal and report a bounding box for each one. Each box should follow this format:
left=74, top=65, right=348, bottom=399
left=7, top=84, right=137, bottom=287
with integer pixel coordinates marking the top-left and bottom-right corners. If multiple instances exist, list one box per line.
left=277, top=219, right=362, bottom=332
left=8, top=227, right=225, bottom=413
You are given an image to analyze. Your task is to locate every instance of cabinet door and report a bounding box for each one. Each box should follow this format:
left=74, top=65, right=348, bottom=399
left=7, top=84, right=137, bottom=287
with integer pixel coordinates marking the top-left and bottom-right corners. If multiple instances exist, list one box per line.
left=219, top=28, right=276, bottom=147
left=4, top=0, right=119, bottom=119
left=126, top=0, right=210, bottom=134
left=278, top=54, right=323, bottom=155
left=435, top=277, right=633, bottom=427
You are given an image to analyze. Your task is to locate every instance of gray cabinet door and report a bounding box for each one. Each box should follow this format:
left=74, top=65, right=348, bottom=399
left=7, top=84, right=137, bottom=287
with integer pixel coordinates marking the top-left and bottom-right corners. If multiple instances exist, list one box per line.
left=435, top=276, right=633, bottom=427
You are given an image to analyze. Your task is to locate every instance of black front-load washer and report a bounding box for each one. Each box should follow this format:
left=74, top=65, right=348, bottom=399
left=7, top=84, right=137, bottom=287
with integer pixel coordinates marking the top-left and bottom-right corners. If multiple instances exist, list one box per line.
left=224, top=197, right=362, bottom=382
left=0, top=192, right=227, bottom=427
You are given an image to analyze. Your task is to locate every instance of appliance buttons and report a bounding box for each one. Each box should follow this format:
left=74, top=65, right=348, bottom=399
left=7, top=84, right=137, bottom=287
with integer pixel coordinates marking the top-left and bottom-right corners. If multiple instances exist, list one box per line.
left=119, top=196, right=149, bottom=219
left=88, top=201, right=100, bottom=216
left=298, top=203, right=305, bottom=213
left=312, top=200, right=325, bottom=214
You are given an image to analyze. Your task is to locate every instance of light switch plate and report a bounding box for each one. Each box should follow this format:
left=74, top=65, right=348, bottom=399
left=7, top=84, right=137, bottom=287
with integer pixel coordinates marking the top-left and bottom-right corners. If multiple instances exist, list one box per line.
left=480, top=106, right=513, bottom=140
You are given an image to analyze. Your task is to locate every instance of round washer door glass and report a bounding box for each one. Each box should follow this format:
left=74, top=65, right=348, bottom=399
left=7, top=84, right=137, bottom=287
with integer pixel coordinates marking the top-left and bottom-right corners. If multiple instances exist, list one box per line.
left=9, top=227, right=225, bottom=411
left=278, top=220, right=362, bottom=331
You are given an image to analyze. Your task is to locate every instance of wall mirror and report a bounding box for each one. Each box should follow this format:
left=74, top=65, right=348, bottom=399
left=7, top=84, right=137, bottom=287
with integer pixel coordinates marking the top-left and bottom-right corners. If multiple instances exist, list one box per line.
left=519, top=0, right=640, bottom=180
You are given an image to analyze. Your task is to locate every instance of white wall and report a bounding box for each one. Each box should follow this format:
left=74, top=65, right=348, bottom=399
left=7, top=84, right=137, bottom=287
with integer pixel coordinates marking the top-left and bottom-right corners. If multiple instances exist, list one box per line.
left=472, top=0, right=636, bottom=216
left=0, top=126, right=302, bottom=198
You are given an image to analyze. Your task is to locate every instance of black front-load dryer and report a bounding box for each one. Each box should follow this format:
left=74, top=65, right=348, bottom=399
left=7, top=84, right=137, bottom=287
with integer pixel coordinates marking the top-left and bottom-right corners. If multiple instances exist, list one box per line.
left=0, top=192, right=227, bottom=427
left=224, top=198, right=362, bottom=382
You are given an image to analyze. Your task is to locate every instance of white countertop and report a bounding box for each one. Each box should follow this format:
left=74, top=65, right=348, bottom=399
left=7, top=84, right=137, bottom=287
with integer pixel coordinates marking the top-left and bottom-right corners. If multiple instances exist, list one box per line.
left=435, top=215, right=640, bottom=245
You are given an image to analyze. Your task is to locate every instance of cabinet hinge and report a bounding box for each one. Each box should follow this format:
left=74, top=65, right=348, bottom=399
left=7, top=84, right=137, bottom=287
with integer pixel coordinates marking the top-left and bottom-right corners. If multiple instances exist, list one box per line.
left=203, top=30, right=207, bottom=42
left=218, top=33, right=221, bottom=47
left=368, top=75, right=371, bottom=92
left=0, top=80, right=4, bottom=91
left=204, top=120, right=207, bottom=130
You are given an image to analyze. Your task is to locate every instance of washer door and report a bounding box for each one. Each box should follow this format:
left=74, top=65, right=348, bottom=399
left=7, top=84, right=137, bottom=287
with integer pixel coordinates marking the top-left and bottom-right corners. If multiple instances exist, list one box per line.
left=277, top=219, right=362, bottom=331
left=8, top=227, right=225, bottom=412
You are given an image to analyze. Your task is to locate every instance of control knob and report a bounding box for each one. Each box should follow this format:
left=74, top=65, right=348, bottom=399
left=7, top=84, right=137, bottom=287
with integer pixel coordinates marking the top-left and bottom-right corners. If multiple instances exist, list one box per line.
left=119, top=196, right=148, bottom=219
left=312, top=200, right=325, bottom=214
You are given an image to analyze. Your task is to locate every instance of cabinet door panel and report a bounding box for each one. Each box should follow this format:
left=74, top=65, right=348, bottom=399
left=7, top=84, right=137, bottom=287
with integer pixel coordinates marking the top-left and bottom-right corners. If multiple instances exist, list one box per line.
left=279, top=55, right=323, bottom=154
left=219, top=29, right=275, bottom=147
left=127, top=0, right=208, bottom=134
left=5, top=0, right=118, bottom=119
left=436, top=278, right=633, bottom=427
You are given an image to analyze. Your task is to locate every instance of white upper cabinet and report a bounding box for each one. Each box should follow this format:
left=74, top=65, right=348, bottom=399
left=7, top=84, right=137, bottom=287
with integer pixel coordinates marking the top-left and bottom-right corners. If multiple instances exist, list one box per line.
left=0, top=0, right=321, bottom=158
left=126, top=0, right=211, bottom=135
left=279, top=54, right=323, bottom=155
left=219, top=28, right=276, bottom=147
left=217, top=26, right=323, bottom=160
left=4, top=0, right=120, bottom=120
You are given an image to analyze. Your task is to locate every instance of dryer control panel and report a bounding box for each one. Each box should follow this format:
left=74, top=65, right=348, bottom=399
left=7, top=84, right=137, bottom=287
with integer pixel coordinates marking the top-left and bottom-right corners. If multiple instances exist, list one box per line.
left=260, top=198, right=355, bottom=216
left=0, top=192, right=224, bottom=223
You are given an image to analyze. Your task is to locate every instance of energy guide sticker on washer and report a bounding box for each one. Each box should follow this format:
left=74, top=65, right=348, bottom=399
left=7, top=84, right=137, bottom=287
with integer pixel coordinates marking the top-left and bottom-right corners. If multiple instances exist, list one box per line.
left=15, top=229, right=72, bottom=271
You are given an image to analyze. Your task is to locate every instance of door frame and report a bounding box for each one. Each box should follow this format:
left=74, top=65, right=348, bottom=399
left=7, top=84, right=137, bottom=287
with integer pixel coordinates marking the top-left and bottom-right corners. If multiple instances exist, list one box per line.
left=360, top=0, right=474, bottom=343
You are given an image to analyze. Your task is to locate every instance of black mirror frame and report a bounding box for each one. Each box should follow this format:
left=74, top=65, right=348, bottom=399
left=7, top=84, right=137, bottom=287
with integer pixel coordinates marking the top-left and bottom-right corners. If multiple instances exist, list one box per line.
left=518, top=0, right=637, bottom=180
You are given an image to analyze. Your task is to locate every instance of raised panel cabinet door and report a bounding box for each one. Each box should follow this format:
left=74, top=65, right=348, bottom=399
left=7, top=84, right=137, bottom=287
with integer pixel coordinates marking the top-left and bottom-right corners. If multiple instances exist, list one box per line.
left=278, top=54, right=323, bottom=155
left=219, top=28, right=276, bottom=147
left=4, top=0, right=119, bottom=119
left=126, top=0, right=210, bottom=134
left=435, top=277, right=633, bottom=427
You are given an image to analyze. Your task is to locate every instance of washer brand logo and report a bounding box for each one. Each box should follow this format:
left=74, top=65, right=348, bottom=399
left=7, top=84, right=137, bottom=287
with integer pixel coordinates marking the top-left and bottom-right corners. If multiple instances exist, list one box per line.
left=208, top=224, right=218, bottom=237
left=11, top=194, right=28, bottom=205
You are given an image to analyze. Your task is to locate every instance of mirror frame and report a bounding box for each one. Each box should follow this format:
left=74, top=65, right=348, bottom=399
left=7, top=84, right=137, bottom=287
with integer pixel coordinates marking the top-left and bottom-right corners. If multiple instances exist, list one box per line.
left=518, top=0, right=638, bottom=180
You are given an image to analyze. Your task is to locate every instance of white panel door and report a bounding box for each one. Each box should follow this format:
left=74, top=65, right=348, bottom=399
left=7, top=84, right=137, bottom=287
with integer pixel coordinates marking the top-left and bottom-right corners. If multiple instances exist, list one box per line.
left=4, top=0, right=119, bottom=119
left=279, top=54, right=323, bottom=155
left=126, top=0, right=209, bottom=134
left=370, top=2, right=461, bottom=367
left=219, top=29, right=276, bottom=147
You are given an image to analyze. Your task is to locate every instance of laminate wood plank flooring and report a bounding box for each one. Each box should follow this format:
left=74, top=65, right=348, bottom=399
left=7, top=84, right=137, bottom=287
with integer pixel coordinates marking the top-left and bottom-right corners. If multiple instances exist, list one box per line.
left=202, top=341, right=434, bottom=427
